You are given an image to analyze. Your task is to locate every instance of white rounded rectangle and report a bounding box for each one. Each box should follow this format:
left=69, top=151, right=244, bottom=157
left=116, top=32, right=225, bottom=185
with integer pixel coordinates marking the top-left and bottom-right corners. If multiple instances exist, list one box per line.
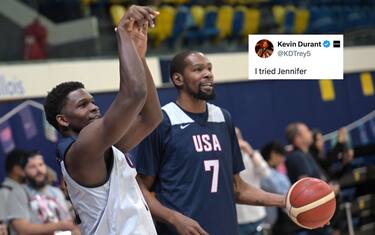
left=248, top=34, right=343, bottom=80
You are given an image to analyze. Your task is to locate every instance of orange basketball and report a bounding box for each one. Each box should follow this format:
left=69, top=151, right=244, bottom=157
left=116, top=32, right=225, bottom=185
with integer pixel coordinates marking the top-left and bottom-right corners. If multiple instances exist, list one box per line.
left=286, top=177, right=336, bottom=229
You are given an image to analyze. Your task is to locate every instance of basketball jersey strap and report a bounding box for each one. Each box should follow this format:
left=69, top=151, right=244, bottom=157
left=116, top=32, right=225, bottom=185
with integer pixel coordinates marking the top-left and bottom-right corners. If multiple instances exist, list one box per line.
left=162, top=102, right=226, bottom=125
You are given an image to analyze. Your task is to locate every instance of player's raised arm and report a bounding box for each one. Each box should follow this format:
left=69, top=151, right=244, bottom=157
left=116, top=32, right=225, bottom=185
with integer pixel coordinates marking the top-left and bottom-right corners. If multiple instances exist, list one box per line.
left=115, top=7, right=163, bottom=152
left=62, top=6, right=155, bottom=184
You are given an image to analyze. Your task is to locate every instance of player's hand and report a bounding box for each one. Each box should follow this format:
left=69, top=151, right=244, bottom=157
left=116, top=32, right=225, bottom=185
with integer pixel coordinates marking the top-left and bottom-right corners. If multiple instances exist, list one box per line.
left=128, top=7, right=159, bottom=58
left=116, top=5, right=158, bottom=57
left=171, top=212, right=209, bottom=235
left=130, top=19, right=149, bottom=58
left=329, top=182, right=340, bottom=194
left=116, top=6, right=157, bottom=34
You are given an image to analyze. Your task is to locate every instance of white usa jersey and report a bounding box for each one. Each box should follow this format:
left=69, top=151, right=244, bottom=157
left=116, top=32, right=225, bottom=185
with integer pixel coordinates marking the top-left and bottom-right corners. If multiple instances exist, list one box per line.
left=59, top=139, right=157, bottom=235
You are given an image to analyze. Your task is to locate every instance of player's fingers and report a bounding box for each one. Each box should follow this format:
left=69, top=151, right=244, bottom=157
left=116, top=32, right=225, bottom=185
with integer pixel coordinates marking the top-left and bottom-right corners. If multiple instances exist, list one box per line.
left=194, top=225, right=209, bottom=235
left=141, top=20, right=149, bottom=33
left=188, top=229, right=201, bottom=235
left=133, top=6, right=154, bottom=24
left=129, top=11, right=145, bottom=29
left=143, top=7, right=158, bottom=28
left=126, top=18, right=135, bottom=32
left=143, top=6, right=159, bottom=18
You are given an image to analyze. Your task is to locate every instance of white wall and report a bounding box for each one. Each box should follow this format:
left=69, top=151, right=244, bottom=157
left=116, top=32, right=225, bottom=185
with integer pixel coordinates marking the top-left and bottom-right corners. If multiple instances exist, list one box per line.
left=0, top=46, right=374, bottom=101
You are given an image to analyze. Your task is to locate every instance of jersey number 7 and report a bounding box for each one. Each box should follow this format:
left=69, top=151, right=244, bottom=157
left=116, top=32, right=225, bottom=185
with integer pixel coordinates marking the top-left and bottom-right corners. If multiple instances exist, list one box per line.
left=204, top=160, right=219, bottom=193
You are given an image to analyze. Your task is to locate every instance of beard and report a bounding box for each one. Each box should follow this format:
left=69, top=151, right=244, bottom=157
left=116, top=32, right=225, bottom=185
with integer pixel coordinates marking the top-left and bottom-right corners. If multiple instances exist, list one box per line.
left=27, top=174, right=48, bottom=189
left=187, top=84, right=216, bottom=101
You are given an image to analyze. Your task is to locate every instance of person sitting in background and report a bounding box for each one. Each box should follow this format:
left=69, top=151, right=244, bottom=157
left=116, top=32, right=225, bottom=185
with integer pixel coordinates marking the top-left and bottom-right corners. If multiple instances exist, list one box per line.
left=0, top=149, right=28, bottom=235
left=260, top=141, right=292, bottom=235
left=235, top=127, right=270, bottom=235
left=310, top=128, right=353, bottom=180
left=285, top=122, right=327, bottom=183
left=6, top=151, right=79, bottom=235
left=310, top=128, right=352, bottom=235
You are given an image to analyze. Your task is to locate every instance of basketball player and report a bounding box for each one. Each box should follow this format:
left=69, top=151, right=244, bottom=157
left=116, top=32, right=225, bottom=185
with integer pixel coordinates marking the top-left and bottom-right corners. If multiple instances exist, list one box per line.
left=134, top=50, right=286, bottom=235
left=44, top=5, right=162, bottom=234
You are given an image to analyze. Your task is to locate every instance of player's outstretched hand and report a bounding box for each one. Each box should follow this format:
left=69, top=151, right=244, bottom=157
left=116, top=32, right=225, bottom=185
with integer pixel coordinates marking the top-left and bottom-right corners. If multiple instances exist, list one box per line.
left=117, top=5, right=158, bottom=33
left=171, top=212, right=209, bottom=235
left=115, top=5, right=158, bottom=57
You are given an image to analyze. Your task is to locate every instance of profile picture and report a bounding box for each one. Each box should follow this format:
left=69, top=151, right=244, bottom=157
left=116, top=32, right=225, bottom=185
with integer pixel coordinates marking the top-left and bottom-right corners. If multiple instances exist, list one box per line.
left=255, top=39, right=274, bottom=58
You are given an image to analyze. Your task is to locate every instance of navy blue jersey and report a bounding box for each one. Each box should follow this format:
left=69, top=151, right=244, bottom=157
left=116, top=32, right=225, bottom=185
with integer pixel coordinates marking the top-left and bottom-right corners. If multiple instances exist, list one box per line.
left=134, top=102, right=244, bottom=235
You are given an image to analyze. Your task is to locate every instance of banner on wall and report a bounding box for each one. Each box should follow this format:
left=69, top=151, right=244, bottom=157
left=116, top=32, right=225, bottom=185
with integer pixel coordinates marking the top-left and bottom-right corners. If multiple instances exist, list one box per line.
left=0, top=122, right=15, bottom=153
left=324, top=110, right=375, bottom=148
left=19, top=106, right=37, bottom=139
left=0, top=57, right=162, bottom=101
left=369, top=119, right=375, bottom=139
left=358, top=123, right=369, bottom=145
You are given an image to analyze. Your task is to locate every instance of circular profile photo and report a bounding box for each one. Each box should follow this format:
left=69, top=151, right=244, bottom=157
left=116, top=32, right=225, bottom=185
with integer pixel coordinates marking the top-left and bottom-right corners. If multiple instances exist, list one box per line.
left=255, top=39, right=274, bottom=58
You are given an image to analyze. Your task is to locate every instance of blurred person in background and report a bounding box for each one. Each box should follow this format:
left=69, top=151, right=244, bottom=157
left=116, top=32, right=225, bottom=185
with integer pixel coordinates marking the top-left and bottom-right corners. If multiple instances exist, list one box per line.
left=310, top=128, right=352, bottom=235
left=235, top=127, right=270, bottom=235
left=310, top=128, right=354, bottom=180
left=0, top=149, right=28, bottom=235
left=6, top=151, right=79, bottom=235
left=261, top=141, right=292, bottom=235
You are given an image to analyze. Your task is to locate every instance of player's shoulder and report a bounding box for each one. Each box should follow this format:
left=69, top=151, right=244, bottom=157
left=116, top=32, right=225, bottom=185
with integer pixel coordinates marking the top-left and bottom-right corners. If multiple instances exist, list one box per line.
left=57, top=136, right=76, bottom=161
left=149, top=108, right=172, bottom=135
left=160, top=110, right=172, bottom=126
left=207, top=103, right=232, bottom=122
left=161, top=102, right=193, bottom=126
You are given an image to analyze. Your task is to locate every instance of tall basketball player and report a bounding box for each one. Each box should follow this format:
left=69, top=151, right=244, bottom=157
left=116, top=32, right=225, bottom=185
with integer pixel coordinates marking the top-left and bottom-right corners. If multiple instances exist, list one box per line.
left=134, top=50, right=286, bottom=235
left=44, top=5, right=162, bottom=235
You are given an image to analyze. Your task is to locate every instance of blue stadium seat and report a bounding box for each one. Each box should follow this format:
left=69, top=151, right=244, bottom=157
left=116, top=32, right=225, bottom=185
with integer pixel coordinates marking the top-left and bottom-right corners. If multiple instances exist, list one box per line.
left=185, top=6, right=218, bottom=44
left=283, top=7, right=295, bottom=34
left=230, top=6, right=246, bottom=40
left=167, top=6, right=189, bottom=47
left=201, top=6, right=219, bottom=40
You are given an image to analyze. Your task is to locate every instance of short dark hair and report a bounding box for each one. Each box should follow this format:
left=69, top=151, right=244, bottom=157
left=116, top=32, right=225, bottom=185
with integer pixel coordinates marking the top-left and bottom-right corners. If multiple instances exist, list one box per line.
left=44, top=81, right=84, bottom=130
left=5, top=149, right=29, bottom=173
left=169, top=50, right=200, bottom=87
left=261, top=141, right=286, bottom=162
left=21, top=150, right=42, bottom=169
left=285, top=122, right=302, bottom=144
left=311, top=129, right=322, bottom=144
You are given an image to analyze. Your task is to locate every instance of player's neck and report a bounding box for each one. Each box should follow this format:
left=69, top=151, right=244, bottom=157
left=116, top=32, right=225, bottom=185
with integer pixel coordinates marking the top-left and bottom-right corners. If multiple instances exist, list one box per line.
left=176, top=94, right=206, bottom=113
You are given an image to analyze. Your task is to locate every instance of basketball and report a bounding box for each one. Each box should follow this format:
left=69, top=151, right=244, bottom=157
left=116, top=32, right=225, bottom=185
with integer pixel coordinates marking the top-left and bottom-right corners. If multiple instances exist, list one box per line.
left=286, top=177, right=336, bottom=229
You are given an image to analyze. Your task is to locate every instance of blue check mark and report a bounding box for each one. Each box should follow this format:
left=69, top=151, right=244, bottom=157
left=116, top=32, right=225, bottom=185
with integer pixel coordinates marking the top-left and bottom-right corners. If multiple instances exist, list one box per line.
left=323, top=40, right=330, bottom=48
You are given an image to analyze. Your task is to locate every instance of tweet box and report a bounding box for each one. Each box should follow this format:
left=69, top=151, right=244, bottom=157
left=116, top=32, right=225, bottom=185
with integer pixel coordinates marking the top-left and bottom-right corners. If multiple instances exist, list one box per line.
left=248, top=34, right=343, bottom=80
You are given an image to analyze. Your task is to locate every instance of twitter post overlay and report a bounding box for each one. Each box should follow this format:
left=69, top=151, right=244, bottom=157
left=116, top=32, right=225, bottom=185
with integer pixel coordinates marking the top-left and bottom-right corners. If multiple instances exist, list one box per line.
left=249, top=34, right=343, bottom=80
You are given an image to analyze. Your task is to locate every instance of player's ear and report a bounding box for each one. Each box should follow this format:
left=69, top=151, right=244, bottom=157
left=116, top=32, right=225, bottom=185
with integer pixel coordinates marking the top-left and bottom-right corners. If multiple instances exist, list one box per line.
left=56, top=115, right=69, bottom=128
left=171, top=73, right=183, bottom=87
